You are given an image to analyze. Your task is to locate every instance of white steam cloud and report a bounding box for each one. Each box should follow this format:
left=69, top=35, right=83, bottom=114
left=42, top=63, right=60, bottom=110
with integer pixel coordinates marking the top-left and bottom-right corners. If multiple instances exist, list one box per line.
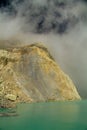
left=0, top=0, right=87, bottom=98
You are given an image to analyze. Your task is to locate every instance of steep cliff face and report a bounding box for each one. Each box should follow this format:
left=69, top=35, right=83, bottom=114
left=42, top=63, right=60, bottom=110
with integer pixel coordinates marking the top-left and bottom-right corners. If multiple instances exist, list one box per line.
left=0, top=43, right=81, bottom=108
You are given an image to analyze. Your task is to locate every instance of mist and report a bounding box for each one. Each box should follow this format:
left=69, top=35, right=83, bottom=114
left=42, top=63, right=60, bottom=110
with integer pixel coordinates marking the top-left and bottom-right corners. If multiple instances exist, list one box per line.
left=0, top=0, right=87, bottom=98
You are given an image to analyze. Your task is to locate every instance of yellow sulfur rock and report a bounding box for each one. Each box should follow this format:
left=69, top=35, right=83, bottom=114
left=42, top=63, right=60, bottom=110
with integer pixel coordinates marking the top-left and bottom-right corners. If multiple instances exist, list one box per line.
left=0, top=42, right=81, bottom=108
left=5, top=94, right=17, bottom=101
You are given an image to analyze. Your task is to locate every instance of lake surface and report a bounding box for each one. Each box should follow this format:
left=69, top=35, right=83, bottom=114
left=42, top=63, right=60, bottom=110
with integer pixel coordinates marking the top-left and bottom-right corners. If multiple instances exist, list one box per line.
left=0, top=100, right=87, bottom=130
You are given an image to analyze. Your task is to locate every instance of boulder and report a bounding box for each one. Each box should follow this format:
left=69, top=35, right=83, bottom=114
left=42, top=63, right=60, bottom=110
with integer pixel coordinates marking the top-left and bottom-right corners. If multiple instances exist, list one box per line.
left=5, top=94, right=17, bottom=101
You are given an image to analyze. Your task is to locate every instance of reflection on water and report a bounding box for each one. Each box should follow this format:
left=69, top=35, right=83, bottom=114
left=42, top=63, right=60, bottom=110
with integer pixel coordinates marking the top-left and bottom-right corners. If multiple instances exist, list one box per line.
left=0, top=108, right=18, bottom=117
left=0, top=101, right=87, bottom=130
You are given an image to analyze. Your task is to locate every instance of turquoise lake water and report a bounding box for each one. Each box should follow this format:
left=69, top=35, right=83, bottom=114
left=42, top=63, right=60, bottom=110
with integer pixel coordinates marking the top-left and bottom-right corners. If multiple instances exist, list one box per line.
left=0, top=100, right=87, bottom=130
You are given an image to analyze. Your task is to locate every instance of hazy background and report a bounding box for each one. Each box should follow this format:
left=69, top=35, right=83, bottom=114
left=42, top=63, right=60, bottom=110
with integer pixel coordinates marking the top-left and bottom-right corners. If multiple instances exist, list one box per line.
left=0, top=0, right=87, bottom=98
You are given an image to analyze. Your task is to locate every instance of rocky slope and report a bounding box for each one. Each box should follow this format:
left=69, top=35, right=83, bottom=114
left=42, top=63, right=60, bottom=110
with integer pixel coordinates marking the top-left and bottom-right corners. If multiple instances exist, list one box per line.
left=0, top=43, right=81, bottom=108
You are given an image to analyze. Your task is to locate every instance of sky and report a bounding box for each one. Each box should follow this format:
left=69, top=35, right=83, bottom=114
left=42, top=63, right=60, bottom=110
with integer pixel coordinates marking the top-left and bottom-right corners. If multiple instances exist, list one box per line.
left=0, top=0, right=87, bottom=98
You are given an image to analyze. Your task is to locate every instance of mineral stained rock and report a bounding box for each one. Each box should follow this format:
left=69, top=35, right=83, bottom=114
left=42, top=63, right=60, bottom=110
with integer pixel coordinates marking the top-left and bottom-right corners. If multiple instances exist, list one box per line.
left=0, top=43, right=81, bottom=108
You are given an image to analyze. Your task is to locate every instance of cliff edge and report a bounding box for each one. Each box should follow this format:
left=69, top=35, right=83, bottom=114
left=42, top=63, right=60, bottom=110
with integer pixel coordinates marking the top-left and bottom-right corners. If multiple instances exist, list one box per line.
left=0, top=43, right=81, bottom=108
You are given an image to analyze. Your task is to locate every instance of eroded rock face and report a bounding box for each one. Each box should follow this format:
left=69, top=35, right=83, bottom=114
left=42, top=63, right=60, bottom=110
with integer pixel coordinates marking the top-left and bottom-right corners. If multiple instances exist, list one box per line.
left=0, top=43, right=81, bottom=108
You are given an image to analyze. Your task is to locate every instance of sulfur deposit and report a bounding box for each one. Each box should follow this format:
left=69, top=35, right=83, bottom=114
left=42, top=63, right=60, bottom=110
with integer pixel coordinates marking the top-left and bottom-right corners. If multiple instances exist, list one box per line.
left=0, top=43, right=81, bottom=108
